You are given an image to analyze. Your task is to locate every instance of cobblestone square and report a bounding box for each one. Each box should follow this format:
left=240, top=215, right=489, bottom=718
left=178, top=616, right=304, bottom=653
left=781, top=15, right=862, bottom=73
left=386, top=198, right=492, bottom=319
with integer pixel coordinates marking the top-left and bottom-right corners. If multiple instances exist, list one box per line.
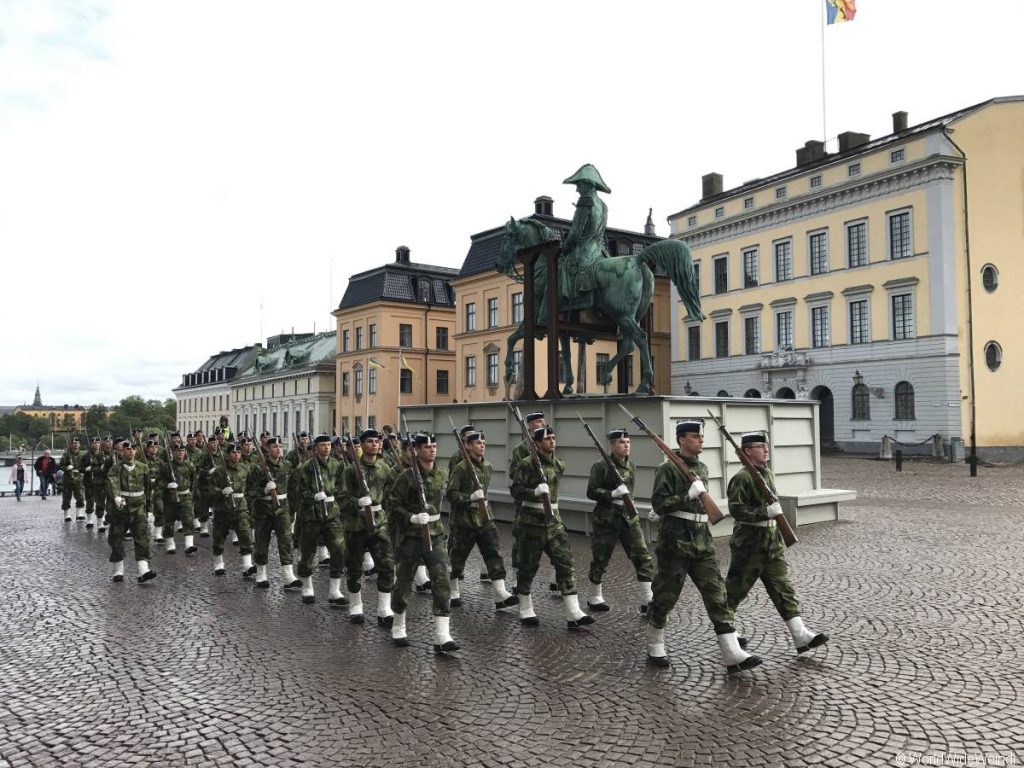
left=1, top=457, right=1022, bottom=767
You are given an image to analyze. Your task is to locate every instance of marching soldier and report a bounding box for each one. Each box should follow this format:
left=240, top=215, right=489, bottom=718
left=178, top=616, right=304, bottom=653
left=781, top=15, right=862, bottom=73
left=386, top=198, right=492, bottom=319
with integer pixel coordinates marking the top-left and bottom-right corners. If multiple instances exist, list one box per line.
left=239, top=436, right=259, bottom=471
left=159, top=443, right=197, bottom=555
left=245, top=437, right=301, bottom=590
left=509, top=425, right=594, bottom=630
left=95, top=436, right=117, bottom=533
left=445, top=429, right=518, bottom=610
left=584, top=427, right=654, bottom=613
left=295, top=435, right=347, bottom=605
left=726, top=432, right=829, bottom=655
left=508, top=411, right=558, bottom=594
left=60, top=437, right=87, bottom=522
left=193, top=434, right=223, bottom=538
left=186, top=433, right=203, bottom=465
left=83, top=437, right=104, bottom=525
left=106, top=439, right=156, bottom=583
left=646, top=420, right=759, bottom=672
left=210, top=442, right=256, bottom=578
left=285, top=432, right=311, bottom=466
left=337, top=428, right=396, bottom=626
left=140, top=439, right=164, bottom=542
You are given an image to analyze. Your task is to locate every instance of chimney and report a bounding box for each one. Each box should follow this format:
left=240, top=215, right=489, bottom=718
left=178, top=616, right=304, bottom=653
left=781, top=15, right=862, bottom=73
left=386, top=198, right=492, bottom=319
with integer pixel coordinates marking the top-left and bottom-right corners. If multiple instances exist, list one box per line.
left=395, top=245, right=411, bottom=264
left=701, top=173, right=723, bottom=200
left=644, top=208, right=656, bottom=236
left=838, top=131, right=871, bottom=153
left=796, top=140, right=826, bottom=166
left=533, top=196, right=553, bottom=216
left=892, top=111, right=908, bottom=133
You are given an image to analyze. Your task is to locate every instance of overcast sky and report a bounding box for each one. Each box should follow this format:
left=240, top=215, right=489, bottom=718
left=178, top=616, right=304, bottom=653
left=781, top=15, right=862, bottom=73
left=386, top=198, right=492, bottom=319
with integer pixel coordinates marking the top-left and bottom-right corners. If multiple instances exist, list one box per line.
left=2, top=1, right=1021, bottom=407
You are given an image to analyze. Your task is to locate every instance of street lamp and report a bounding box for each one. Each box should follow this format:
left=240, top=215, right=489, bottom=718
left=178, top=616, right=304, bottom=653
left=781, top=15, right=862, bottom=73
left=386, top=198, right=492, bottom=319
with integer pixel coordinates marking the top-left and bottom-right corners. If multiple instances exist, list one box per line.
left=852, top=370, right=864, bottom=386
left=683, top=381, right=693, bottom=396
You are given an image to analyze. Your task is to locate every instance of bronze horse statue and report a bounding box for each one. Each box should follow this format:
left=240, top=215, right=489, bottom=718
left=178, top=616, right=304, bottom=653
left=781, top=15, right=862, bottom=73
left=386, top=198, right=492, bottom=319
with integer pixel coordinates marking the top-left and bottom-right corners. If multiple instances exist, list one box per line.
left=497, top=216, right=704, bottom=395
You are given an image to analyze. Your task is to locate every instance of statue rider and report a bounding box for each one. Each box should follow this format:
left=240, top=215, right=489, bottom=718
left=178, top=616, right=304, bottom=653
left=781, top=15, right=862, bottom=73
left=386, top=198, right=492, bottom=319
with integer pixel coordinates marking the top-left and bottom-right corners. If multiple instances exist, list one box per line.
left=559, top=164, right=611, bottom=309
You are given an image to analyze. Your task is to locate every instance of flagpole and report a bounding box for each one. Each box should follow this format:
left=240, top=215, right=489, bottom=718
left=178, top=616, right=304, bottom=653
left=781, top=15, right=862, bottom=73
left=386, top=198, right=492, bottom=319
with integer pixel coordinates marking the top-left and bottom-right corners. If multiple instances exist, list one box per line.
left=820, top=0, right=827, bottom=144
left=397, top=350, right=402, bottom=432
left=366, top=357, right=370, bottom=427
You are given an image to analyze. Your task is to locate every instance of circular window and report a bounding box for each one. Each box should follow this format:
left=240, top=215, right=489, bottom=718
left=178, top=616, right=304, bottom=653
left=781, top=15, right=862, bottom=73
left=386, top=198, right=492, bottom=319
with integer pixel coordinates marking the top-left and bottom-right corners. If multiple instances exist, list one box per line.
left=981, top=264, right=999, bottom=293
left=984, top=341, right=1002, bottom=371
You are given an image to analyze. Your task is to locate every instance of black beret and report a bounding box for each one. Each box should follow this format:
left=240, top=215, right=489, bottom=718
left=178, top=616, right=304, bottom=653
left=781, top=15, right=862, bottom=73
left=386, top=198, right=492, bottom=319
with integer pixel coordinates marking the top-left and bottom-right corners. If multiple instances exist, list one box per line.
left=90, top=437, right=100, bottom=443
left=103, top=435, right=112, bottom=441
left=266, top=437, right=281, bottom=446
left=741, top=432, right=768, bottom=446
left=118, top=439, right=131, bottom=448
left=676, top=420, right=704, bottom=436
left=400, top=435, right=412, bottom=448
left=186, top=433, right=194, bottom=438
left=413, top=432, right=436, bottom=446
left=172, top=443, right=187, bottom=451
left=225, top=442, right=238, bottom=452
left=606, top=428, right=628, bottom=440
left=525, top=411, right=544, bottom=422
left=465, top=431, right=485, bottom=443
left=148, top=432, right=159, bottom=439
left=144, top=439, right=158, bottom=448
left=170, top=432, right=180, bottom=438
left=532, top=426, right=555, bottom=440
left=298, top=431, right=309, bottom=438
left=458, top=424, right=474, bottom=436
left=71, top=437, right=80, bottom=443
left=359, top=429, right=381, bottom=442
left=313, top=435, right=332, bottom=445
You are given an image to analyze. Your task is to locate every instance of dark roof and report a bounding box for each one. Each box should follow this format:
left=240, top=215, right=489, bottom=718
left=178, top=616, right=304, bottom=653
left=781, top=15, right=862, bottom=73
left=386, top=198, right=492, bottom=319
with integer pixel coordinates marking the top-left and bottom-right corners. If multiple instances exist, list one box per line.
left=670, top=96, right=1022, bottom=218
left=195, top=344, right=262, bottom=373
left=233, top=332, right=337, bottom=383
left=458, top=212, right=662, bottom=279
left=338, top=261, right=458, bottom=311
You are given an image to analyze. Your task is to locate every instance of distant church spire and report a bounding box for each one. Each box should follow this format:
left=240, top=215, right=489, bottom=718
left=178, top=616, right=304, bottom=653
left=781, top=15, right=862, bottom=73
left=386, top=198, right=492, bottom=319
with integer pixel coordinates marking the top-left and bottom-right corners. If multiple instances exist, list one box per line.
left=32, top=384, right=42, bottom=407
left=644, top=208, right=656, bottom=237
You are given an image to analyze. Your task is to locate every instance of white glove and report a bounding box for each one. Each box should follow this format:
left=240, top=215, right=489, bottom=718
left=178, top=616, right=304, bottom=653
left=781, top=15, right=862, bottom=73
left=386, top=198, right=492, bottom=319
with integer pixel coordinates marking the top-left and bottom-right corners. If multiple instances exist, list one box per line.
left=411, top=512, right=430, bottom=526
left=687, top=479, right=706, bottom=500
left=166, top=482, right=178, bottom=490
left=357, top=495, right=372, bottom=508
left=114, top=496, right=125, bottom=509
left=767, top=501, right=784, bottom=518
left=84, top=466, right=93, bottom=472
left=264, top=481, right=277, bottom=493
left=610, top=484, right=628, bottom=499
left=647, top=508, right=659, bottom=521
left=222, top=486, right=234, bottom=497
left=469, top=488, right=485, bottom=502
left=533, top=483, right=550, bottom=498
left=207, top=467, right=218, bottom=476
left=313, top=491, right=327, bottom=502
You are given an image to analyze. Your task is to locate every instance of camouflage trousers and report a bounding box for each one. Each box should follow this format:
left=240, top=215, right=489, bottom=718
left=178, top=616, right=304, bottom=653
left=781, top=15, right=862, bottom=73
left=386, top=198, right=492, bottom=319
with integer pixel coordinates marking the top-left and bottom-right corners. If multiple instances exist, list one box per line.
left=212, top=504, right=254, bottom=557
left=107, top=503, right=151, bottom=563
left=449, top=522, right=507, bottom=582
left=726, top=541, right=801, bottom=621
left=515, top=519, right=577, bottom=597
left=648, top=529, right=735, bottom=633
left=61, top=477, right=85, bottom=512
left=85, top=481, right=95, bottom=514
left=252, top=505, right=295, bottom=566
left=194, top=492, right=214, bottom=524
left=509, top=516, right=521, bottom=570
left=161, top=497, right=195, bottom=538
left=344, top=527, right=395, bottom=594
left=392, top=533, right=450, bottom=617
left=588, top=511, right=654, bottom=585
left=90, top=483, right=106, bottom=518
left=296, top=514, right=345, bottom=578
left=151, top=492, right=164, bottom=531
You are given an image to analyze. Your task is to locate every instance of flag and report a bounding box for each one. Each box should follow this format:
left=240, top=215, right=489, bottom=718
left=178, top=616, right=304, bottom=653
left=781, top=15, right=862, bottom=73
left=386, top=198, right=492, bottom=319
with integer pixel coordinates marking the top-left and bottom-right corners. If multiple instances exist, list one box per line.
left=399, top=352, right=417, bottom=378
left=367, top=357, right=387, bottom=370
left=825, top=0, right=856, bottom=24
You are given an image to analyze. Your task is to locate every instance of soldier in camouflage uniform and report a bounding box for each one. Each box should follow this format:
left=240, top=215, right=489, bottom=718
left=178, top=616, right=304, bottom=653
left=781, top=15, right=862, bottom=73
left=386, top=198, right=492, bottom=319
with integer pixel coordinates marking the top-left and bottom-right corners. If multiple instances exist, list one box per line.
left=445, top=430, right=518, bottom=610
left=245, top=437, right=301, bottom=590
left=106, top=440, right=157, bottom=583
left=193, top=434, right=223, bottom=538
left=139, top=440, right=165, bottom=542
left=186, top=433, right=203, bottom=466
left=158, top=443, right=197, bottom=555
left=95, top=436, right=117, bottom=533
left=83, top=437, right=103, bottom=524
left=509, top=426, right=595, bottom=630
left=60, top=437, right=87, bottom=522
left=584, top=428, right=654, bottom=613
left=210, top=442, right=255, bottom=578
left=508, top=411, right=558, bottom=593
left=295, top=435, right=347, bottom=605
left=337, top=429, right=396, bottom=626
left=726, top=432, right=829, bottom=655
left=387, top=433, right=459, bottom=653
left=645, top=420, right=760, bottom=672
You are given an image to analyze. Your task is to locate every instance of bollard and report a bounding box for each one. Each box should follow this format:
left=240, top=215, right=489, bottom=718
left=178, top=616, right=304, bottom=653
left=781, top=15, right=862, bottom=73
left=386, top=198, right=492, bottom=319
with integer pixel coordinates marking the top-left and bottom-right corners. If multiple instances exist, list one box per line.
left=880, top=435, right=893, bottom=460
left=931, top=434, right=944, bottom=459
left=895, top=449, right=903, bottom=471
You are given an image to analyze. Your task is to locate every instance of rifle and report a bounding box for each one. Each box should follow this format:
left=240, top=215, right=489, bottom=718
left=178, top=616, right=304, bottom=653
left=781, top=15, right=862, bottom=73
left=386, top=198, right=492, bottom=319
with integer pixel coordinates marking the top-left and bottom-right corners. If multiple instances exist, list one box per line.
left=448, top=416, right=490, bottom=526
left=706, top=411, right=798, bottom=548
left=160, top=430, right=180, bottom=504
left=507, top=403, right=554, bottom=521
left=251, top=430, right=280, bottom=510
left=400, top=415, right=433, bottom=553
left=308, top=448, right=330, bottom=525
left=344, top=432, right=376, bottom=529
left=617, top=404, right=724, bottom=525
left=576, top=412, right=638, bottom=520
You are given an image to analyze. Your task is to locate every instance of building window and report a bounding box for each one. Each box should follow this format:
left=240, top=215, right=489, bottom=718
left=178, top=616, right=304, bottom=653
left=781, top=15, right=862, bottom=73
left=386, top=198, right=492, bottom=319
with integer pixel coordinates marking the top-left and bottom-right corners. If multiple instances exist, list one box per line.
left=890, top=148, right=905, bottom=164
left=984, top=341, right=1002, bottom=371
left=558, top=355, right=567, bottom=384
left=687, top=326, right=701, bottom=361
left=715, top=321, right=729, bottom=358
left=417, top=279, right=431, bottom=302
left=487, top=297, right=499, bottom=328
left=512, top=292, right=524, bottom=323
left=342, top=372, right=350, bottom=397
left=895, top=381, right=915, bottom=420
left=846, top=220, right=867, bottom=268
left=355, top=327, right=364, bottom=351
left=888, top=209, right=912, bottom=260
left=742, top=247, right=759, bottom=288
left=487, top=352, right=499, bottom=386
left=982, top=265, right=999, bottom=293
left=687, top=215, right=697, bottom=228
left=512, top=350, right=523, bottom=381
left=848, top=163, right=861, bottom=177
left=435, top=326, right=448, bottom=350
left=369, top=323, right=377, bottom=348
left=692, top=261, right=700, bottom=296
left=774, top=240, right=793, bottom=282
left=466, top=303, right=476, bottom=331
left=852, top=383, right=870, bottom=420
left=849, top=300, right=870, bottom=345
left=399, top=324, right=412, bottom=348
left=272, top=412, right=277, bottom=436
left=809, top=230, right=828, bottom=275
left=891, top=294, right=915, bottom=340
left=744, top=316, right=761, bottom=355
left=713, top=256, right=728, bottom=294
left=776, top=311, right=794, bottom=349
left=811, top=305, right=830, bottom=348
left=714, top=206, right=724, bottom=219
left=354, top=368, right=363, bottom=396
left=465, top=356, right=476, bottom=386
left=436, top=369, right=449, bottom=395
left=810, top=175, right=822, bottom=188
left=308, top=410, right=314, bottom=433
left=400, top=369, right=412, bottom=394
left=367, top=415, right=376, bottom=429
left=368, top=368, right=377, bottom=395
left=775, top=186, right=787, bottom=199
left=354, top=417, right=362, bottom=434
left=743, top=196, right=754, bottom=210
left=596, top=353, right=610, bottom=387
left=283, top=412, right=288, bottom=438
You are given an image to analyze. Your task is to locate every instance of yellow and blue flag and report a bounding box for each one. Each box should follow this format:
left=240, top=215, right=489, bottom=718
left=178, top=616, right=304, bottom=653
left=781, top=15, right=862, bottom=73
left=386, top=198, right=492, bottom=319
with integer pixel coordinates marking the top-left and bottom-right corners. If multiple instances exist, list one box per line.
left=367, top=357, right=387, bottom=370
left=399, top=353, right=417, bottom=377
left=826, top=0, right=856, bottom=24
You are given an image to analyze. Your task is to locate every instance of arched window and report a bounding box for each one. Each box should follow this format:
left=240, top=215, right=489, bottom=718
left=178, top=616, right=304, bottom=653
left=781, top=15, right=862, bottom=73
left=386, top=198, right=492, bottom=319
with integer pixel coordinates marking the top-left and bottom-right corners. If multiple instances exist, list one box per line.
left=717, top=390, right=730, bottom=397
left=743, top=388, right=762, bottom=398
left=776, top=387, right=795, bottom=399
left=852, top=383, right=870, bottom=420
left=985, top=341, right=1002, bottom=372
left=981, top=264, right=999, bottom=293
left=895, top=381, right=915, bottom=420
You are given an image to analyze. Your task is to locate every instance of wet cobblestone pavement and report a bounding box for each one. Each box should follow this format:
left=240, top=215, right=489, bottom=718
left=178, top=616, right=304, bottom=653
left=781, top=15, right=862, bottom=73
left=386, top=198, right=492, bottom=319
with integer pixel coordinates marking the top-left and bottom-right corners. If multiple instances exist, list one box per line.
left=1, top=457, right=1022, bottom=767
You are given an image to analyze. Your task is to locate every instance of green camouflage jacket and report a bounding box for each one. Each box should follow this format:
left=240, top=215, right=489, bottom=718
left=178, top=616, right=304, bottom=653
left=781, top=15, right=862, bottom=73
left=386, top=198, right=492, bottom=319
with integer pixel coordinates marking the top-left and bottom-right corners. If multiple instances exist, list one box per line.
left=246, top=456, right=293, bottom=516
left=445, top=456, right=492, bottom=530
left=296, top=455, right=342, bottom=521
left=586, top=456, right=636, bottom=523
left=158, top=457, right=197, bottom=504
left=510, top=451, right=566, bottom=526
left=107, top=460, right=151, bottom=512
left=337, top=456, right=393, bottom=532
left=388, top=461, right=447, bottom=540
left=727, top=465, right=784, bottom=556
left=216, top=459, right=251, bottom=514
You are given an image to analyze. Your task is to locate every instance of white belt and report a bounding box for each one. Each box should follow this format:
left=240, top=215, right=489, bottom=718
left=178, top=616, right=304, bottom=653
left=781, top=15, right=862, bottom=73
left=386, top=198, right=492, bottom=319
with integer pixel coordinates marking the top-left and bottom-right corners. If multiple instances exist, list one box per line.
left=611, top=499, right=624, bottom=507
left=523, top=500, right=558, bottom=511
left=122, top=491, right=145, bottom=498
left=739, top=519, right=777, bottom=528
left=232, top=493, right=245, bottom=499
left=361, top=504, right=383, bottom=512
left=667, top=511, right=708, bottom=523
left=175, top=489, right=192, bottom=496
left=321, top=496, right=336, bottom=503
left=262, top=493, right=287, bottom=501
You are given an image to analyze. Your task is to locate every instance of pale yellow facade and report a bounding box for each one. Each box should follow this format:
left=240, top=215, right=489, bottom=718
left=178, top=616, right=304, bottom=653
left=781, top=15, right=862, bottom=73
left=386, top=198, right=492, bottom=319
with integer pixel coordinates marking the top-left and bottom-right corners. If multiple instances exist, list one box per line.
left=17, top=406, right=86, bottom=429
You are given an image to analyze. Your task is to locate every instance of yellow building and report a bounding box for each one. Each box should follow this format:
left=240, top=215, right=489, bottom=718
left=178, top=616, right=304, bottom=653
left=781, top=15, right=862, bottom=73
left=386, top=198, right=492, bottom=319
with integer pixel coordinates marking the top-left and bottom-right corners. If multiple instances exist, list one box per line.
left=16, top=386, right=86, bottom=429
left=453, top=197, right=672, bottom=402
left=668, top=97, right=1024, bottom=459
left=333, top=247, right=457, bottom=435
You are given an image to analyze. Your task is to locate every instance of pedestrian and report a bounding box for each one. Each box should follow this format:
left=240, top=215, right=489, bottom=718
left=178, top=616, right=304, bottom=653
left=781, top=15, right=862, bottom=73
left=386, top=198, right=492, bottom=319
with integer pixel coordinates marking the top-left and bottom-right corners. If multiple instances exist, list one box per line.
left=34, top=449, right=57, bottom=500
left=725, top=431, right=829, bottom=656
left=9, top=456, right=27, bottom=501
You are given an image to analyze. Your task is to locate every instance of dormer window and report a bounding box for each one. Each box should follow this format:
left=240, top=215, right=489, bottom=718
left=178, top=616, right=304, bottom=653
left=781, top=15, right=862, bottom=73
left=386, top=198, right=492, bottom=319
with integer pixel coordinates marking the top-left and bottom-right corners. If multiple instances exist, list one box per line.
left=416, top=278, right=431, bottom=302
